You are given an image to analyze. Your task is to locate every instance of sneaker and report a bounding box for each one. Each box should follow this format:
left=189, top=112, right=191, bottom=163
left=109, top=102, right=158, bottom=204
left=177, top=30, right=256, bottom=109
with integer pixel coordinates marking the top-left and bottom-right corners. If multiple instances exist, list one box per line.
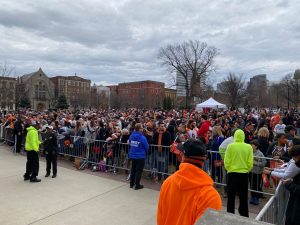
left=126, top=174, right=131, bottom=181
left=45, top=173, right=50, bottom=177
left=30, top=178, right=41, bottom=183
left=52, top=174, right=57, bottom=178
left=135, top=185, right=144, bottom=190
left=130, top=184, right=134, bottom=188
left=23, top=175, right=30, bottom=181
left=254, top=197, right=259, bottom=205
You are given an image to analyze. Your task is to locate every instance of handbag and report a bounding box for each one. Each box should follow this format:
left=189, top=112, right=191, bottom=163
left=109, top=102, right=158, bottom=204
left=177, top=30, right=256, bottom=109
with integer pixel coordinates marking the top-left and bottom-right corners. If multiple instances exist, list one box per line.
left=262, top=173, right=270, bottom=189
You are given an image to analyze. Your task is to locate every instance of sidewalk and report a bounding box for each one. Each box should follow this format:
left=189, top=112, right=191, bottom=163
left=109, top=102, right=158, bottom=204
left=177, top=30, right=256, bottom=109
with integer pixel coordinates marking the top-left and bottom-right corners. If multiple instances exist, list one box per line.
left=0, top=146, right=158, bottom=225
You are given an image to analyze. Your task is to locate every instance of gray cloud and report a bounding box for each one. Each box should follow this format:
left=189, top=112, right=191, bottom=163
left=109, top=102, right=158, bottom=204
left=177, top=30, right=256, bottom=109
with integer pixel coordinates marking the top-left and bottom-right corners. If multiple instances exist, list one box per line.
left=0, top=0, right=299, bottom=85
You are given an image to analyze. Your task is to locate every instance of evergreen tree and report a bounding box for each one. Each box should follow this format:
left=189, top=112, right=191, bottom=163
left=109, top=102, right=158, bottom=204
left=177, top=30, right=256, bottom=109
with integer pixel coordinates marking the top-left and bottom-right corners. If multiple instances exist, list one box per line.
left=56, top=95, right=69, bottom=109
left=19, top=96, right=31, bottom=108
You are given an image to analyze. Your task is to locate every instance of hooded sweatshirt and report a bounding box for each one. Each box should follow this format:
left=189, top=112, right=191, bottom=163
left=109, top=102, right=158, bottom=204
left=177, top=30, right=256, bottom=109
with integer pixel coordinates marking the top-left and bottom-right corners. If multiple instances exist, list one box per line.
left=157, top=163, right=222, bottom=225
left=129, top=131, right=149, bottom=159
left=224, top=129, right=253, bottom=173
left=25, top=126, right=41, bottom=152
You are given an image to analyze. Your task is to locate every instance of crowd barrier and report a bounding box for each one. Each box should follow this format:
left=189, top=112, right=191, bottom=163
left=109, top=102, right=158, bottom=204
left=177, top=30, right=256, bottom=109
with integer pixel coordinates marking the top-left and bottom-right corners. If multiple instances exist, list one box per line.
left=255, top=181, right=289, bottom=225
left=0, top=126, right=277, bottom=195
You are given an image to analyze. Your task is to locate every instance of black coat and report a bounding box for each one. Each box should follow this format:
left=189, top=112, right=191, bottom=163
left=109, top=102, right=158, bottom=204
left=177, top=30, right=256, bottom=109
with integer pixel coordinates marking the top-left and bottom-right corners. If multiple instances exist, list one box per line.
left=284, top=173, right=300, bottom=225
left=153, top=131, right=172, bottom=151
left=43, top=132, right=58, bottom=154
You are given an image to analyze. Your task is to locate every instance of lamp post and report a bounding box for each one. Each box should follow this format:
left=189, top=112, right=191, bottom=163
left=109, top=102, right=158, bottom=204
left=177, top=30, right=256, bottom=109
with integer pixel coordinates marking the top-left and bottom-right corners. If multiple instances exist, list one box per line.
left=288, top=83, right=290, bottom=110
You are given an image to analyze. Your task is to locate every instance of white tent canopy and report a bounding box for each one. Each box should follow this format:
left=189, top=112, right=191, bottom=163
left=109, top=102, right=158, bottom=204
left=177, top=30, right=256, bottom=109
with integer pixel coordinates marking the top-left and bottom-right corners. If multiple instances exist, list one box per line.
left=196, top=97, right=226, bottom=110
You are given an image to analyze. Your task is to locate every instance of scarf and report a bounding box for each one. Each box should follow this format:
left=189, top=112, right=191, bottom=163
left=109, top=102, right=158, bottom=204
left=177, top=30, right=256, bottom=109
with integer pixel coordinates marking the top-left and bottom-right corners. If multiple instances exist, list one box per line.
left=158, top=128, right=166, bottom=152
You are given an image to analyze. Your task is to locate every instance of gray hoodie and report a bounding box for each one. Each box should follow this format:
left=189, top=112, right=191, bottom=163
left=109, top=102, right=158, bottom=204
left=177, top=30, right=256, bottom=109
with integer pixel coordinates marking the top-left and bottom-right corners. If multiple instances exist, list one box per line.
left=252, top=149, right=266, bottom=174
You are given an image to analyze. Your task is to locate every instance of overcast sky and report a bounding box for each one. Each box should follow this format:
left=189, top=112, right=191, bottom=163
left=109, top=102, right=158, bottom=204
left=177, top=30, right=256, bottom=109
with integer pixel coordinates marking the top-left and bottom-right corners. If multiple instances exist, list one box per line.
left=0, top=0, right=299, bottom=86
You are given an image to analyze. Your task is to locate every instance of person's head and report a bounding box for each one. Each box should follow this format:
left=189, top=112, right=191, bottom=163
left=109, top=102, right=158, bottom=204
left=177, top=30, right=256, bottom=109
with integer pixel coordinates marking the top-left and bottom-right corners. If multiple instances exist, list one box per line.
left=257, top=127, right=270, bottom=139
left=285, top=125, right=296, bottom=136
left=180, top=139, right=207, bottom=169
left=46, top=125, right=53, bottom=133
left=212, top=126, right=223, bottom=137
left=250, top=139, right=259, bottom=152
left=234, top=121, right=241, bottom=128
left=187, top=120, right=195, bottom=129
left=134, top=123, right=143, bottom=132
left=231, top=128, right=238, bottom=137
left=158, top=122, right=166, bottom=132
left=201, top=114, right=208, bottom=122
left=288, top=145, right=300, bottom=165
left=279, top=120, right=283, bottom=125
left=178, top=123, right=186, bottom=133
left=31, top=120, right=40, bottom=129
left=245, top=122, right=255, bottom=131
left=276, top=133, right=288, bottom=146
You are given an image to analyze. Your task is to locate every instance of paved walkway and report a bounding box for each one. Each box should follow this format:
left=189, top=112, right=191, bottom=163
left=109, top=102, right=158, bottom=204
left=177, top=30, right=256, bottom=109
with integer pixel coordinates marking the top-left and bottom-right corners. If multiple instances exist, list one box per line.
left=0, top=146, right=158, bottom=225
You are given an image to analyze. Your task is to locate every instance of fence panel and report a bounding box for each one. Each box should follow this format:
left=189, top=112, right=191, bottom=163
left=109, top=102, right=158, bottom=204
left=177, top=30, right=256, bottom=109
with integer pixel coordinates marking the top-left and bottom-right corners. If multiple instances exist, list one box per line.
left=255, top=182, right=290, bottom=225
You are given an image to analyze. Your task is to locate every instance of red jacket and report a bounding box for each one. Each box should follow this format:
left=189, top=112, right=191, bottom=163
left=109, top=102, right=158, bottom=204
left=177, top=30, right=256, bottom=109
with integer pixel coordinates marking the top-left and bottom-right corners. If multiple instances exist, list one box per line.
left=197, top=120, right=211, bottom=137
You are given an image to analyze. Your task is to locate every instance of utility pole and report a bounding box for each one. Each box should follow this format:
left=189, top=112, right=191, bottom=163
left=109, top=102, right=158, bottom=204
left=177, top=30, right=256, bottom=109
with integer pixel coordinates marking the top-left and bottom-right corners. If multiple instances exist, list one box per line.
left=288, top=84, right=290, bottom=110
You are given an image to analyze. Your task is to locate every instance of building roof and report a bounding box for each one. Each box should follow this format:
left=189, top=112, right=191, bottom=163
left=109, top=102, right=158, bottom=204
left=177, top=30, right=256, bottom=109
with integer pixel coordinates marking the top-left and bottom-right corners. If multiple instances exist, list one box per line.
left=118, top=80, right=164, bottom=85
left=19, top=68, right=44, bottom=82
left=51, top=75, right=91, bottom=82
left=0, top=76, right=17, bottom=81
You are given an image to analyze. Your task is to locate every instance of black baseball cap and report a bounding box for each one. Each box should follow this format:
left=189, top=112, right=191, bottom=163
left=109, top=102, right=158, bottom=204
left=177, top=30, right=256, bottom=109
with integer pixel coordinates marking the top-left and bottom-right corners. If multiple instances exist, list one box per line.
left=177, top=139, right=207, bottom=158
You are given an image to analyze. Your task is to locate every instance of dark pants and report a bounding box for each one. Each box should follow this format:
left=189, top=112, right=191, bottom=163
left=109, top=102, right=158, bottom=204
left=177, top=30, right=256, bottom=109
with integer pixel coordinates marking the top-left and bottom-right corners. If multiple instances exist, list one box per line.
left=227, top=173, right=249, bottom=217
left=24, top=151, right=39, bottom=179
left=15, top=134, right=22, bottom=153
left=130, top=158, right=145, bottom=187
left=249, top=172, right=263, bottom=198
left=46, top=153, right=57, bottom=175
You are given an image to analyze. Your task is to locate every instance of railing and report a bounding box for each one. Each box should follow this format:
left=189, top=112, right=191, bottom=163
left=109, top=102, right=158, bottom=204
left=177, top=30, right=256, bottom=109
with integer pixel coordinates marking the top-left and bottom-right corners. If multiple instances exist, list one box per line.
left=255, top=181, right=290, bottom=225
left=0, top=126, right=277, bottom=196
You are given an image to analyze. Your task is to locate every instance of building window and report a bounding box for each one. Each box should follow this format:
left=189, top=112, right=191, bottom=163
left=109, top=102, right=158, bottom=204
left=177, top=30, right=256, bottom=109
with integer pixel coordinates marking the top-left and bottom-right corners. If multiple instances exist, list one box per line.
left=68, top=81, right=71, bottom=85
left=35, top=81, right=47, bottom=100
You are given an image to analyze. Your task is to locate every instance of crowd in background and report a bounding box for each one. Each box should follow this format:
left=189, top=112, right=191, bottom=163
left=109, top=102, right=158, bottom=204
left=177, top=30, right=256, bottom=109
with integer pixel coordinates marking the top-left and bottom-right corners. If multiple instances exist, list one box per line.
left=2, top=108, right=300, bottom=223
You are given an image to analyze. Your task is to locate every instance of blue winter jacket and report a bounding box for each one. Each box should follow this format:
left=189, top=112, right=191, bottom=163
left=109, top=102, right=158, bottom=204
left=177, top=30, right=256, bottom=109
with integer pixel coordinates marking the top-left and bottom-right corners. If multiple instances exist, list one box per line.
left=129, top=131, right=149, bottom=159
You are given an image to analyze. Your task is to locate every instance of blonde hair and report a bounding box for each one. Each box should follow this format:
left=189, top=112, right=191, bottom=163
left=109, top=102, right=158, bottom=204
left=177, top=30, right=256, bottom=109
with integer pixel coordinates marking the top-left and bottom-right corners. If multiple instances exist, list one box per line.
left=258, top=127, right=269, bottom=138
left=212, top=126, right=224, bottom=137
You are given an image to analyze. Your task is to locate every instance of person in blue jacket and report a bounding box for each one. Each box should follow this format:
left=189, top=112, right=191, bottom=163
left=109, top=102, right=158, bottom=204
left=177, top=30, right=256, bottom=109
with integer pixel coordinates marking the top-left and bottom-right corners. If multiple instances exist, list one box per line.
left=129, top=123, right=149, bottom=190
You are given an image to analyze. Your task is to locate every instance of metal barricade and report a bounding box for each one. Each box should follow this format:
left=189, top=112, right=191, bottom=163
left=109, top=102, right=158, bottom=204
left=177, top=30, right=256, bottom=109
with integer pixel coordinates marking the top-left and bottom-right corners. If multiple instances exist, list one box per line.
left=207, top=150, right=276, bottom=196
left=0, top=125, right=4, bottom=141
left=255, top=182, right=290, bottom=225
left=4, top=127, right=14, bottom=145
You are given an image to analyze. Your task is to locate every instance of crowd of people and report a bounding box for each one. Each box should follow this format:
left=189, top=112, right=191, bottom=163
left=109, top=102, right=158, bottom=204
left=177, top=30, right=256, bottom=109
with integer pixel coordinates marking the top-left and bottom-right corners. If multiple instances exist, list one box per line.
left=1, top=108, right=300, bottom=224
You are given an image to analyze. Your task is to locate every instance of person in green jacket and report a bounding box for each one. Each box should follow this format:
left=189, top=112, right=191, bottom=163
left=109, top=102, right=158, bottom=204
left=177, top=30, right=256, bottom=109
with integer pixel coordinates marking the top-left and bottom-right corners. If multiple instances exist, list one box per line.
left=23, top=121, right=42, bottom=183
left=224, top=129, right=253, bottom=217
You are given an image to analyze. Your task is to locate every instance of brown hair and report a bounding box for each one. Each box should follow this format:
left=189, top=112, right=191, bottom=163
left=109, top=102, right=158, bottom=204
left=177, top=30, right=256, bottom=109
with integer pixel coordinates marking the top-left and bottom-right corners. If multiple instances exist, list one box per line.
left=134, top=123, right=142, bottom=131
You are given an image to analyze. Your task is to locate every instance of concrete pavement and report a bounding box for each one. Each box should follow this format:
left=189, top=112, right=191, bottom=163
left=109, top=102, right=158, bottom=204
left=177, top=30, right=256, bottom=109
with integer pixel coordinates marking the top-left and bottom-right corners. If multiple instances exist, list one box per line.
left=0, top=146, right=158, bottom=225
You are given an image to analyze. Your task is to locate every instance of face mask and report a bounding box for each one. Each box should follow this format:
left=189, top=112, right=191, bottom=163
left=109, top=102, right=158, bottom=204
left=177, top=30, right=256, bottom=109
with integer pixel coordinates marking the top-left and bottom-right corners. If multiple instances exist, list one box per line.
left=295, top=160, right=300, bottom=168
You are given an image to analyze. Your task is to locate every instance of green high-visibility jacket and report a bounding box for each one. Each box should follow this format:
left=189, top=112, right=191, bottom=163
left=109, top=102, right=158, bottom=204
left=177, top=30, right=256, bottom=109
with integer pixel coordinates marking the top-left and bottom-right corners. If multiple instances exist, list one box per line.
left=224, top=129, right=253, bottom=173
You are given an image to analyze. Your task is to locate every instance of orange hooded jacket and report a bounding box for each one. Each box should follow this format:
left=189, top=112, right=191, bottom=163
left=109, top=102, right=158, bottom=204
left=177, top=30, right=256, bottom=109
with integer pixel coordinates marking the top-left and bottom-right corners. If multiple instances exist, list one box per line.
left=157, top=163, right=222, bottom=225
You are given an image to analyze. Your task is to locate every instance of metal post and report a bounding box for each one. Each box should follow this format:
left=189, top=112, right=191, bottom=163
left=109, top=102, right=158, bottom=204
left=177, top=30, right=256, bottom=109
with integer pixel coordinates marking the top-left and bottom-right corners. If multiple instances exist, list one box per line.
left=288, top=84, right=290, bottom=110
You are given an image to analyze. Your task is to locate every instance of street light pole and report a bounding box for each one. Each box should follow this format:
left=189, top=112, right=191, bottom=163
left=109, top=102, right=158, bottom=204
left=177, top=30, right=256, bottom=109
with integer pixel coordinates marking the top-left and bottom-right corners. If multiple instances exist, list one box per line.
left=288, top=84, right=290, bottom=110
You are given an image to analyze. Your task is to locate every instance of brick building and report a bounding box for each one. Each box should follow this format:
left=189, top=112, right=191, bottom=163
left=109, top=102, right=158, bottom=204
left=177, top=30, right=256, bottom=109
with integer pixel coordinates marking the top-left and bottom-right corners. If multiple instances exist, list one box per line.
left=110, top=80, right=165, bottom=109
left=51, top=75, right=91, bottom=108
left=0, top=76, right=17, bottom=110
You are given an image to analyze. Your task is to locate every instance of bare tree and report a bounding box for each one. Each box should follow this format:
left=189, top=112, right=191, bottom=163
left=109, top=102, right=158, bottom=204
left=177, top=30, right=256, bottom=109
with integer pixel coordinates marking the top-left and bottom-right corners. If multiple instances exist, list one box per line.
left=281, top=73, right=300, bottom=109
left=158, top=40, right=218, bottom=108
left=218, top=73, right=246, bottom=108
left=0, top=61, right=16, bottom=77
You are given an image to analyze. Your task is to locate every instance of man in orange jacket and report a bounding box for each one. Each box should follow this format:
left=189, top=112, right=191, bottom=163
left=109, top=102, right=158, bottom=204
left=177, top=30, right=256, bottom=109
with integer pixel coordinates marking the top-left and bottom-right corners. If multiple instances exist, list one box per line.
left=157, top=139, right=222, bottom=225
